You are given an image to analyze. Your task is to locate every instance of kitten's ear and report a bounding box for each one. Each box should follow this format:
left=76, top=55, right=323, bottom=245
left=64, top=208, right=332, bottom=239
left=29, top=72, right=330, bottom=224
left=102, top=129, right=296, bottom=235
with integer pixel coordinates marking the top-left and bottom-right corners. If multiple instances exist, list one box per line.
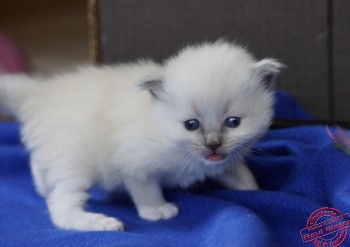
left=138, top=76, right=166, bottom=100
left=254, top=58, right=285, bottom=88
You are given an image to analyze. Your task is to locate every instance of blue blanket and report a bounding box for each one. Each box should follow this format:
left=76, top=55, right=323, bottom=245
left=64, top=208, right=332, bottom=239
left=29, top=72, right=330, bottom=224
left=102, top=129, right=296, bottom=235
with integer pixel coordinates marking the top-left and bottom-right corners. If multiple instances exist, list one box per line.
left=1, top=91, right=350, bottom=247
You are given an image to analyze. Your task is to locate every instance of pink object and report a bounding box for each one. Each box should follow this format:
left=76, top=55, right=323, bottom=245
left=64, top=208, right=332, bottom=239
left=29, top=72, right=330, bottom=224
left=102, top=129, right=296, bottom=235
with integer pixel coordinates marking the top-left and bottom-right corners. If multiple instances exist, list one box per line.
left=326, top=126, right=350, bottom=154
left=0, top=32, right=28, bottom=73
left=207, top=153, right=226, bottom=162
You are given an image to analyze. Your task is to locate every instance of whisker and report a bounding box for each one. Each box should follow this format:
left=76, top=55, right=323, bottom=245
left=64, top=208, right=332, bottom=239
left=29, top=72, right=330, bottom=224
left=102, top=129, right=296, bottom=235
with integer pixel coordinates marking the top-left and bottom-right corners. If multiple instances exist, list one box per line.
left=177, top=151, right=195, bottom=177
left=195, top=153, right=200, bottom=176
left=227, top=140, right=274, bottom=158
left=177, top=154, right=190, bottom=177
left=250, top=147, right=274, bottom=157
left=188, top=152, right=197, bottom=175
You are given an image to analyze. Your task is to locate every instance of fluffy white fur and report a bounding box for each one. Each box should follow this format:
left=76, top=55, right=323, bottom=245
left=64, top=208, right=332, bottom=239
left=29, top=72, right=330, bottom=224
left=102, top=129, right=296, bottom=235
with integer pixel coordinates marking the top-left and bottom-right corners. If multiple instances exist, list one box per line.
left=0, top=41, right=282, bottom=231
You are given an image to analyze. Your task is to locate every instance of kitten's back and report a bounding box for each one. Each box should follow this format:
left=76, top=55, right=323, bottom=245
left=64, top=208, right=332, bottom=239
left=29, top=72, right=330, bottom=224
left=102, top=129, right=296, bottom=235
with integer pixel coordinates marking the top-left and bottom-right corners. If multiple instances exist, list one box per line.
left=0, top=61, right=161, bottom=121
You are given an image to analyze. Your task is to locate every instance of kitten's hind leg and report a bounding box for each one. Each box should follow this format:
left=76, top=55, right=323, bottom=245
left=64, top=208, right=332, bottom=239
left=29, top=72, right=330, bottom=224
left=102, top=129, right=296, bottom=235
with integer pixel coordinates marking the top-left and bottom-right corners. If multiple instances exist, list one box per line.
left=124, top=177, right=179, bottom=221
left=214, top=161, right=259, bottom=190
left=47, top=177, right=124, bottom=231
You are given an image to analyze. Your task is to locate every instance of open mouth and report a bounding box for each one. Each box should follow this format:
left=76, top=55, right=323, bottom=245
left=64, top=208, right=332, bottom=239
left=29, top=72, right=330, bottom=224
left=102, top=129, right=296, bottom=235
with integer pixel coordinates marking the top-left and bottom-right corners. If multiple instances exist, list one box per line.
left=206, top=153, right=227, bottom=162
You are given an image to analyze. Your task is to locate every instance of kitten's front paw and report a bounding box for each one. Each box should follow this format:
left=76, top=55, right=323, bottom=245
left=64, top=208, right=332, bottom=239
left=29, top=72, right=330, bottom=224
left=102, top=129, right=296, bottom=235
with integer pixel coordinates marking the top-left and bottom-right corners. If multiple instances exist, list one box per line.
left=91, top=215, right=125, bottom=231
left=55, top=212, right=125, bottom=231
left=138, top=203, right=179, bottom=221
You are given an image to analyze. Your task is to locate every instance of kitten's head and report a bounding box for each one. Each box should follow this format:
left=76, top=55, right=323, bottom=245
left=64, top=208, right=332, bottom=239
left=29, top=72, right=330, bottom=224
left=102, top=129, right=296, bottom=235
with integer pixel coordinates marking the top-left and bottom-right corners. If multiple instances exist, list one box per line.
left=140, top=41, right=283, bottom=165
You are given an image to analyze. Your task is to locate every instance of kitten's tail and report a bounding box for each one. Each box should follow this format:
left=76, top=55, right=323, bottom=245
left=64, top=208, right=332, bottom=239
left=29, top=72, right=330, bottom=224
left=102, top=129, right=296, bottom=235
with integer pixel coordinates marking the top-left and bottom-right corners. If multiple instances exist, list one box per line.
left=0, top=74, right=39, bottom=117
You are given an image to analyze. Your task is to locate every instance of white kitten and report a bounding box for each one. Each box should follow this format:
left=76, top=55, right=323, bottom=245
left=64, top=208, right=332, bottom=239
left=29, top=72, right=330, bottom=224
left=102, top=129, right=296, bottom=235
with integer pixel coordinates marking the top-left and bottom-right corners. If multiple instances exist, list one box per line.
left=0, top=41, right=282, bottom=231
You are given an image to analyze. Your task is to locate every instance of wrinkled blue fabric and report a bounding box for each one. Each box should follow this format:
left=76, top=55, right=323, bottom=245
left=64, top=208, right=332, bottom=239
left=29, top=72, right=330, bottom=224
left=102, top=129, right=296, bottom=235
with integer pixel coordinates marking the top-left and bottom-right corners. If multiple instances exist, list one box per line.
left=1, top=91, right=349, bottom=247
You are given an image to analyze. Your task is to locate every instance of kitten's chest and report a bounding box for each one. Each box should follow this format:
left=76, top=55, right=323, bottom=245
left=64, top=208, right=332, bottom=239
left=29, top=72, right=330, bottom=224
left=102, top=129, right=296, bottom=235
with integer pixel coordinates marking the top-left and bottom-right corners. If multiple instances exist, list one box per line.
left=159, top=149, right=232, bottom=189
left=159, top=152, right=209, bottom=188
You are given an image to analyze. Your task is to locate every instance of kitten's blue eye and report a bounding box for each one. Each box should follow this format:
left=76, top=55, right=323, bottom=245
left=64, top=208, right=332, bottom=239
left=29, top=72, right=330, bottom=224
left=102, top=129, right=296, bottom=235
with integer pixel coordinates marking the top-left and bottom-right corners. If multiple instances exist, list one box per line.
left=225, top=116, right=241, bottom=128
left=184, top=119, right=200, bottom=131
